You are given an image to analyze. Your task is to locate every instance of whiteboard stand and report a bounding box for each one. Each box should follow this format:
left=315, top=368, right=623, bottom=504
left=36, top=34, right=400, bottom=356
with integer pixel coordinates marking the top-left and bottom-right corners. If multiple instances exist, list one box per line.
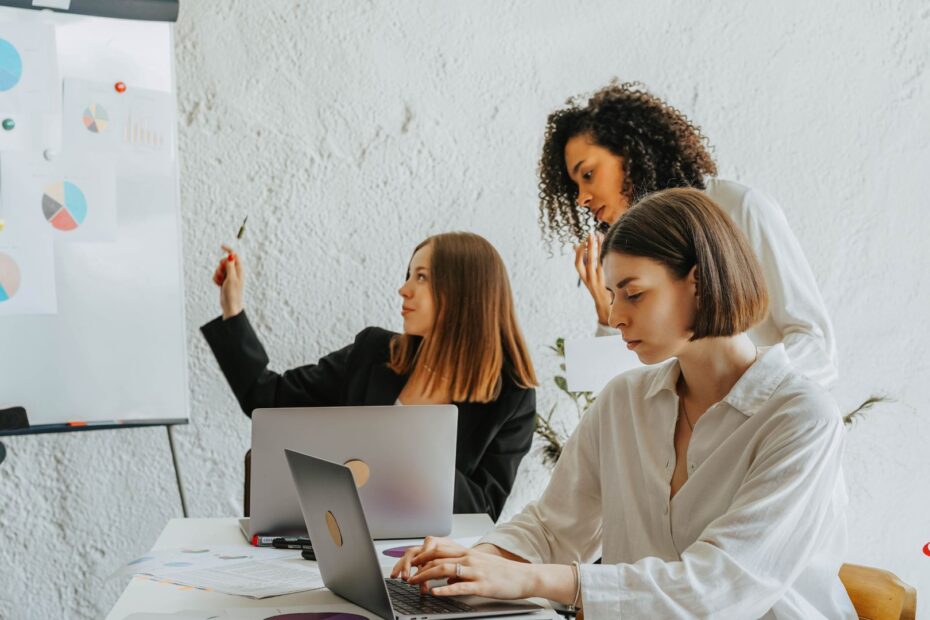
left=165, top=424, right=189, bottom=517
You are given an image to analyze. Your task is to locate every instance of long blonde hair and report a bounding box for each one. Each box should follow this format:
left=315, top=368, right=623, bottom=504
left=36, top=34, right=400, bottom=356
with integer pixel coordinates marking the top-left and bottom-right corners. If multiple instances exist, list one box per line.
left=388, top=232, right=537, bottom=403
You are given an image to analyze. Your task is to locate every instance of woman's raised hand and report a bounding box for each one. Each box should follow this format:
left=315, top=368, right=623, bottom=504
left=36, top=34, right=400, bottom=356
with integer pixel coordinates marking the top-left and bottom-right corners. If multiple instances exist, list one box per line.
left=212, top=244, right=244, bottom=319
left=574, top=232, right=611, bottom=326
left=389, top=536, right=537, bottom=601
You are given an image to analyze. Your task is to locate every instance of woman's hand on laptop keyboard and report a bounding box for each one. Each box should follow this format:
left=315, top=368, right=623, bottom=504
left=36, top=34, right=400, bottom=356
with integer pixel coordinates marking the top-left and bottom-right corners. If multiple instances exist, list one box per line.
left=389, top=536, right=569, bottom=602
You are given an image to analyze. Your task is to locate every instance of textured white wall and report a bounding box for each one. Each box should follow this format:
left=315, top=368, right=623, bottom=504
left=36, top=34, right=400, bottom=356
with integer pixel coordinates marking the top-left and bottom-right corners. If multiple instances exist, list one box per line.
left=1, top=1, right=928, bottom=618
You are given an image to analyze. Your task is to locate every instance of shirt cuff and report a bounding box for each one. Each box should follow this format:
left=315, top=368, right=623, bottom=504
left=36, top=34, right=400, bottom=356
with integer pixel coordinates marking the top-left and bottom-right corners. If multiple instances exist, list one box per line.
left=580, top=564, right=622, bottom=620
left=476, top=530, right=546, bottom=565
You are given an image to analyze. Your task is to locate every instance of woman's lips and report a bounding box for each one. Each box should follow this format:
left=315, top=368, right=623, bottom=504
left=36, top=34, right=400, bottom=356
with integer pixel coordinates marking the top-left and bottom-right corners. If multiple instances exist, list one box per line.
left=625, top=340, right=641, bottom=350
left=401, top=308, right=413, bottom=316
left=594, top=206, right=606, bottom=221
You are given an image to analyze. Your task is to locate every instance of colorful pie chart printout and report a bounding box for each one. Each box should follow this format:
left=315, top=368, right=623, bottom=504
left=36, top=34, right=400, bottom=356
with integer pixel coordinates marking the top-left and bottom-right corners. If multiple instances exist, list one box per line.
left=82, top=103, right=109, bottom=133
left=42, top=181, right=88, bottom=231
left=0, top=251, right=21, bottom=302
left=0, top=38, right=23, bottom=92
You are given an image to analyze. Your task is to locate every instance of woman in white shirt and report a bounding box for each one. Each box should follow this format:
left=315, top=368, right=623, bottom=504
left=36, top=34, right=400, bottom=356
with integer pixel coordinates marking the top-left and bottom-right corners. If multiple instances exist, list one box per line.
left=539, top=81, right=837, bottom=388
left=393, top=189, right=856, bottom=619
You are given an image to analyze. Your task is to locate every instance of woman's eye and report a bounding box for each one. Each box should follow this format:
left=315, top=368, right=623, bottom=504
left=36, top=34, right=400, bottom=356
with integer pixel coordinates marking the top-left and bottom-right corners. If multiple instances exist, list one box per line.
left=417, top=274, right=427, bottom=282
left=582, top=170, right=593, bottom=181
left=626, top=292, right=642, bottom=302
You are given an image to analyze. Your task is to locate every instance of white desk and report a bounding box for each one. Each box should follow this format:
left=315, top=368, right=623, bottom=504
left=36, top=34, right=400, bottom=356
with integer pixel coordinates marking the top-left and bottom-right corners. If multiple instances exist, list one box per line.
left=107, top=515, right=504, bottom=620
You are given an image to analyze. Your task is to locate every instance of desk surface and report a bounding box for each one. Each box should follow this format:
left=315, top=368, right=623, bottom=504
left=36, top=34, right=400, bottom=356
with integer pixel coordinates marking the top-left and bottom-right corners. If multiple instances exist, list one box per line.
left=107, top=515, right=496, bottom=620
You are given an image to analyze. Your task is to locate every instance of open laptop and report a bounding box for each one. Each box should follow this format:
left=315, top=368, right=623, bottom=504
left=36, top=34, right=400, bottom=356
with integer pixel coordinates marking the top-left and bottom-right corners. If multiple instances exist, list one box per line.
left=284, top=449, right=544, bottom=620
left=241, top=405, right=457, bottom=541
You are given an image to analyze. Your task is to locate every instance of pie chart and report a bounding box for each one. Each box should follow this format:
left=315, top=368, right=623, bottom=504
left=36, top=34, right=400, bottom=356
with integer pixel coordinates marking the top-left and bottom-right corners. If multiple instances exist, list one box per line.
left=0, top=251, right=21, bottom=302
left=82, top=103, right=109, bottom=133
left=42, top=181, right=88, bottom=231
left=0, top=38, right=22, bottom=92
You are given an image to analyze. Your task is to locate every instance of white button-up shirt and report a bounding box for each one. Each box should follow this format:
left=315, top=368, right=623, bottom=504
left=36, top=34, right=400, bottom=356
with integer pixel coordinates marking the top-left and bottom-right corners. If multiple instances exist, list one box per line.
left=480, top=345, right=856, bottom=619
left=596, top=178, right=839, bottom=389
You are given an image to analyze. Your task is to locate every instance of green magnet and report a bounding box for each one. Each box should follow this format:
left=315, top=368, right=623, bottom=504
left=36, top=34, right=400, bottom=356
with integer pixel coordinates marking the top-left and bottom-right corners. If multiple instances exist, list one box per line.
left=1, top=118, right=13, bottom=131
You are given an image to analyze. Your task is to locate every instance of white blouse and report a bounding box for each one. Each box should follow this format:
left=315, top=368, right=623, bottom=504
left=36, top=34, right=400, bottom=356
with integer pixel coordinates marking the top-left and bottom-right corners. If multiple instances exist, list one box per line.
left=479, top=345, right=856, bottom=619
left=596, top=178, right=839, bottom=389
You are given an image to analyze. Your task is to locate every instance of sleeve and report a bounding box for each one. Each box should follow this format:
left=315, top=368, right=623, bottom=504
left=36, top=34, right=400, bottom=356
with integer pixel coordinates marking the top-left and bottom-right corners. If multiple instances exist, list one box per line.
left=579, top=409, right=847, bottom=619
left=478, top=392, right=604, bottom=564
left=731, top=188, right=839, bottom=388
left=453, top=389, right=537, bottom=522
left=200, top=311, right=355, bottom=416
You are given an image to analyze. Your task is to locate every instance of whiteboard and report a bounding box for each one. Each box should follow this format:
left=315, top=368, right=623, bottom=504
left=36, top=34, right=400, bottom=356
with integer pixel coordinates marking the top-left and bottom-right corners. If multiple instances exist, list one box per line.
left=0, top=7, right=188, bottom=428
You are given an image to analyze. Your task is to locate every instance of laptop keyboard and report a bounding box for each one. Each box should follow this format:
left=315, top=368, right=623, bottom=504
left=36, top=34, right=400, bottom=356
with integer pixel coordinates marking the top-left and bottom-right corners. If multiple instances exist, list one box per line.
left=386, top=578, right=477, bottom=615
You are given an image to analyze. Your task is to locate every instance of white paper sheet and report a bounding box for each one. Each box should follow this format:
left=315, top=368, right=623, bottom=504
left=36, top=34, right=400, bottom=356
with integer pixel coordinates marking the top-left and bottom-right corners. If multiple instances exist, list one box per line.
left=62, top=78, right=174, bottom=164
left=1, top=151, right=117, bottom=242
left=123, top=546, right=325, bottom=599
left=121, top=83, right=174, bottom=163
left=564, top=335, right=642, bottom=393
left=62, top=78, right=125, bottom=153
left=0, top=238, right=56, bottom=315
left=122, top=603, right=385, bottom=620
left=0, top=22, right=61, bottom=152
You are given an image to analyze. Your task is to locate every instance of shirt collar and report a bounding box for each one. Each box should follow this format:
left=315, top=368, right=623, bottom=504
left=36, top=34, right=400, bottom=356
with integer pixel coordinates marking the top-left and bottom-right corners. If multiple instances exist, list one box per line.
left=642, top=344, right=793, bottom=417
left=722, top=344, right=792, bottom=416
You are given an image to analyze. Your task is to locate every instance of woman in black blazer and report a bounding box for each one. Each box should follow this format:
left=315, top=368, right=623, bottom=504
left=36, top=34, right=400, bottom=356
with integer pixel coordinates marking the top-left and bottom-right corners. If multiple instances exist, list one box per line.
left=202, top=232, right=538, bottom=521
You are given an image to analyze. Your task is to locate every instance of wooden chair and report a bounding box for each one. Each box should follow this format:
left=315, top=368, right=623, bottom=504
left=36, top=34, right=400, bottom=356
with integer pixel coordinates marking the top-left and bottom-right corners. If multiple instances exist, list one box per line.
left=840, top=563, right=917, bottom=620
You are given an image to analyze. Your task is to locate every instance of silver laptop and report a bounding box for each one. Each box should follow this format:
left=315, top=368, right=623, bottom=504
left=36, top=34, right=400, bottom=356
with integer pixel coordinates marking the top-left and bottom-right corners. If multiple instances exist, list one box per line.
left=284, top=449, right=544, bottom=620
left=243, top=405, right=457, bottom=540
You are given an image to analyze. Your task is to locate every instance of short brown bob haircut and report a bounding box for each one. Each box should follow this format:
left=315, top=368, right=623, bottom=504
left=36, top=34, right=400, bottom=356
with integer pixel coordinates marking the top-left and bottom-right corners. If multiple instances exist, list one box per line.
left=600, top=188, right=769, bottom=340
left=388, top=232, right=538, bottom=403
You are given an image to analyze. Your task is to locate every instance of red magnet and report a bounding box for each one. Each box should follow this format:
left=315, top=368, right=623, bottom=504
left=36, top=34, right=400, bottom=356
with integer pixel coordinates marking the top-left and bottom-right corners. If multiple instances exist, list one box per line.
left=115, top=81, right=127, bottom=93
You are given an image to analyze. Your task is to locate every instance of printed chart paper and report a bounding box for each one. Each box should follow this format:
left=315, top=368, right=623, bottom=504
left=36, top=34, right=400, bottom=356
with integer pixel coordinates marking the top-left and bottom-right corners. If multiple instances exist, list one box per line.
left=1, top=152, right=117, bottom=242
left=0, top=23, right=61, bottom=152
left=0, top=240, right=56, bottom=315
left=63, top=78, right=174, bottom=162
left=122, top=546, right=326, bottom=599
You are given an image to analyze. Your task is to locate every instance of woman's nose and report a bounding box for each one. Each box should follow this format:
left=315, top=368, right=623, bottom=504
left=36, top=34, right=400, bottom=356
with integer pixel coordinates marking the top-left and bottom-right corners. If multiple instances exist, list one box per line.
left=576, top=190, right=593, bottom=209
left=608, top=303, right=627, bottom=329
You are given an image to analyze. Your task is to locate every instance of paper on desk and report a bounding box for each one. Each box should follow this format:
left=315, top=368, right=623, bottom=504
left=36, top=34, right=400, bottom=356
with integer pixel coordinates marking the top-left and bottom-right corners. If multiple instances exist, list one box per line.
left=564, top=335, right=642, bottom=393
left=123, top=546, right=325, bottom=599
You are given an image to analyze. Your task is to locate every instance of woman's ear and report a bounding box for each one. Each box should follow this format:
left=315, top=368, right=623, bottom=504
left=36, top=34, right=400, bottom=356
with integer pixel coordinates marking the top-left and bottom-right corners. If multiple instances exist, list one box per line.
left=688, top=265, right=698, bottom=297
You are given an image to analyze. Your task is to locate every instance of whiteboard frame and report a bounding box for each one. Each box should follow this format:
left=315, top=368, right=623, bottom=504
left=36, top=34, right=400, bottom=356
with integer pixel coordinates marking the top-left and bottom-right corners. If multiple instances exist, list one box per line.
left=0, top=7, right=189, bottom=434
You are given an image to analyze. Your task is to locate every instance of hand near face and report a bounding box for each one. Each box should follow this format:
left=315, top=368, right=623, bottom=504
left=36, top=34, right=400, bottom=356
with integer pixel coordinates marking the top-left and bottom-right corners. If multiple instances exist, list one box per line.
left=390, top=536, right=536, bottom=600
left=574, top=233, right=611, bottom=326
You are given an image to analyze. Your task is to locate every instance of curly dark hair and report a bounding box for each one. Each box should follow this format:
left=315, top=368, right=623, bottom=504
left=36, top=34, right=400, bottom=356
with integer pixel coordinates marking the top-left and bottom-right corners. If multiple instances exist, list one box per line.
left=538, top=81, right=718, bottom=247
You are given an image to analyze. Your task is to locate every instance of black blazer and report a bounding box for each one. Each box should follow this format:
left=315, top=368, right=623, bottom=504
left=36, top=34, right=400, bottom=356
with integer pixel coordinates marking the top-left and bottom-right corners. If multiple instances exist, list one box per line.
left=201, top=311, right=537, bottom=521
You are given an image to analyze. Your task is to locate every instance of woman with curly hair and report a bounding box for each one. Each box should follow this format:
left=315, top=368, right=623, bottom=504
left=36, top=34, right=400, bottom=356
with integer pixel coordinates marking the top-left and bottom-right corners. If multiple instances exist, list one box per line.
left=539, top=81, right=838, bottom=387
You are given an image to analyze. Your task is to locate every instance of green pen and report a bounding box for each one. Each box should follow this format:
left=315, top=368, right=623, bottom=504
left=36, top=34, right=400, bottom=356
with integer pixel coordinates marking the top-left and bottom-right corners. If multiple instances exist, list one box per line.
left=237, top=216, right=248, bottom=240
